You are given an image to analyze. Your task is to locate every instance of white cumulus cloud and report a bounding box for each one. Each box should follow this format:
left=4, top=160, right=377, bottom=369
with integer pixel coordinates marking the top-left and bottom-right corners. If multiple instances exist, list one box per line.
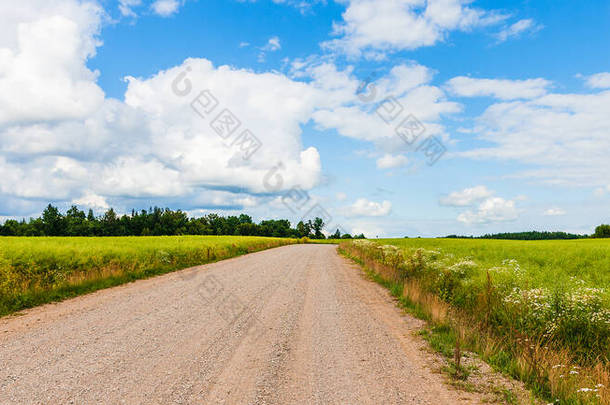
left=457, top=197, right=519, bottom=225
left=262, top=36, right=281, bottom=51
left=376, top=154, right=408, bottom=169
left=323, top=0, right=506, bottom=59
left=446, top=76, right=551, bottom=100
left=0, top=0, right=105, bottom=125
left=310, top=62, right=461, bottom=147
left=584, top=72, right=610, bottom=89
left=118, top=0, right=142, bottom=17
left=151, top=0, right=184, bottom=17
left=439, top=185, right=493, bottom=206
left=442, top=186, right=520, bottom=225
left=495, top=18, right=542, bottom=43
left=73, top=192, right=109, bottom=211
left=543, top=207, right=566, bottom=216
left=460, top=89, right=610, bottom=188
left=0, top=1, right=339, bottom=215
left=345, top=198, right=392, bottom=217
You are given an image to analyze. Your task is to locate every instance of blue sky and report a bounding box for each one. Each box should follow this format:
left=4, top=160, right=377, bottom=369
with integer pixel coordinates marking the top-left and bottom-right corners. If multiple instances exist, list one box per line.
left=1, top=0, right=609, bottom=237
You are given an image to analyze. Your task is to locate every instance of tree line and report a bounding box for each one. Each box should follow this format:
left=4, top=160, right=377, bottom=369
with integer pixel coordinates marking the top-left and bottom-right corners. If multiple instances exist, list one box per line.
left=0, top=204, right=365, bottom=239
left=444, top=231, right=591, bottom=240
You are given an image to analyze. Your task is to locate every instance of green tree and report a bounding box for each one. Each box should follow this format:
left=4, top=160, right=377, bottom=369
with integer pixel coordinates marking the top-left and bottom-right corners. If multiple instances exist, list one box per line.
left=222, top=216, right=241, bottom=235
left=311, top=217, right=325, bottom=239
left=237, top=222, right=258, bottom=236
left=296, top=221, right=311, bottom=238
left=594, top=224, right=610, bottom=238
left=0, top=219, right=20, bottom=236
left=101, top=208, right=120, bottom=236
left=65, top=205, right=86, bottom=236
left=238, top=214, right=253, bottom=224
left=41, top=204, right=65, bottom=236
left=26, top=218, right=45, bottom=236
left=206, top=214, right=224, bottom=235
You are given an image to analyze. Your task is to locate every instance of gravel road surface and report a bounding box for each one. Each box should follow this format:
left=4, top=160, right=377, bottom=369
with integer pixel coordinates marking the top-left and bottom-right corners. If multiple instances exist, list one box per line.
left=0, top=244, right=481, bottom=404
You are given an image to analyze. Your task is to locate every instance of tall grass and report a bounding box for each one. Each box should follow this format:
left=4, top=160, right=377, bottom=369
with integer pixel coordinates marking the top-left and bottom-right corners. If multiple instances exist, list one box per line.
left=340, top=239, right=610, bottom=404
left=0, top=235, right=296, bottom=316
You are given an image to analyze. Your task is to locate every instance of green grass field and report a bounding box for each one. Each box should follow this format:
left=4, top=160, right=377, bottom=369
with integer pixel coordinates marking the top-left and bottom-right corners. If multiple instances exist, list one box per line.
left=378, top=238, right=610, bottom=293
left=0, top=235, right=296, bottom=317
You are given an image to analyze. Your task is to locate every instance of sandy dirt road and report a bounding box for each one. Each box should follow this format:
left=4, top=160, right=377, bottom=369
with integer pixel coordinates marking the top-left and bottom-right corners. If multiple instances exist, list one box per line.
left=0, top=244, right=481, bottom=404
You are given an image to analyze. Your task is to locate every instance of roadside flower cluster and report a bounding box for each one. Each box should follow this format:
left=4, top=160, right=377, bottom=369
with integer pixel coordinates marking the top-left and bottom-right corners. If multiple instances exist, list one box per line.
left=487, top=258, right=525, bottom=281
left=352, top=240, right=376, bottom=250
left=502, top=284, right=610, bottom=351
left=575, top=384, right=604, bottom=401
left=447, top=260, right=477, bottom=277
left=504, top=287, right=554, bottom=332
left=558, top=287, right=610, bottom=351
left=432, top=259, right=478, bottom=301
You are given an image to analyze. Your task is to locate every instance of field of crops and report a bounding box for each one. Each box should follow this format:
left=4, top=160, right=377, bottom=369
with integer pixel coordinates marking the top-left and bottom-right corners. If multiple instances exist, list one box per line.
left=0, top=236, right=296, bottom=317
left=380, top=238, right=610, bottom=293
left=340, top=238, right=610, bottom=404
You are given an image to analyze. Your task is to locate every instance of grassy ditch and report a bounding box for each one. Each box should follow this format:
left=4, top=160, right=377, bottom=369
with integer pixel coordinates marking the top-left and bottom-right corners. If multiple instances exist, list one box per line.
left=339, top=240, right=609, bottom=405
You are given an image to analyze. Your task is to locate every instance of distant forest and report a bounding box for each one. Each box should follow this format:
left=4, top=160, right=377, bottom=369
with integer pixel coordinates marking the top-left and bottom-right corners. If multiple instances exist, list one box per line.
left=444, top=231, right=590, bottom=240
left=0, top=204, right=365, bottom=239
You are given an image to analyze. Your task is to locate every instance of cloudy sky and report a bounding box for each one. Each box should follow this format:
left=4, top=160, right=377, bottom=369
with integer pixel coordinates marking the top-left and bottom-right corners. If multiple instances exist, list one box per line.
left=1, top=0, right=609, bottom=237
